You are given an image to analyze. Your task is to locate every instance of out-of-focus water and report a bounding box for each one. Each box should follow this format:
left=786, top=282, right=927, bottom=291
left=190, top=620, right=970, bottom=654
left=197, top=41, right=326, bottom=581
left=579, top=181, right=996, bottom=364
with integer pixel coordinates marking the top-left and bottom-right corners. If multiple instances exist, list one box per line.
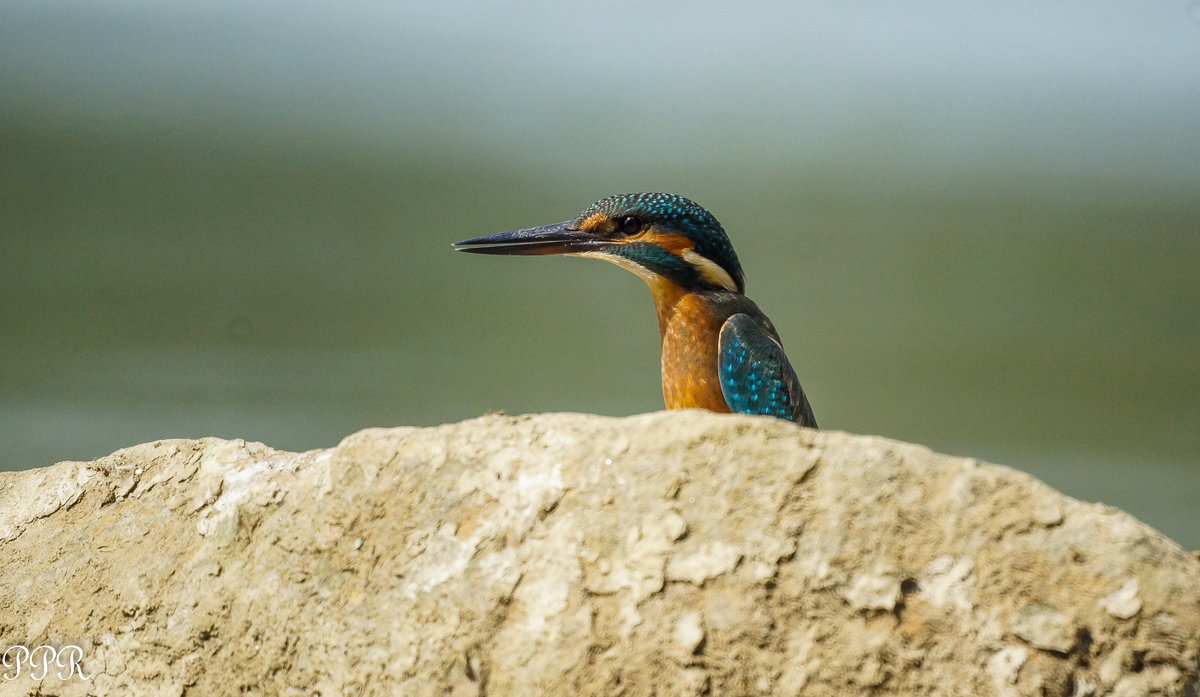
left=2, top=1, right=1198, bottom=548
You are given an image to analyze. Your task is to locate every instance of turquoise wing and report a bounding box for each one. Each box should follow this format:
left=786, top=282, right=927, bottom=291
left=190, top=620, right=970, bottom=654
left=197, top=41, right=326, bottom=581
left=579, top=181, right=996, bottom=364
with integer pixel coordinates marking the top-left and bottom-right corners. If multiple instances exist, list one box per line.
left=718, top=313, right=817, bottom=427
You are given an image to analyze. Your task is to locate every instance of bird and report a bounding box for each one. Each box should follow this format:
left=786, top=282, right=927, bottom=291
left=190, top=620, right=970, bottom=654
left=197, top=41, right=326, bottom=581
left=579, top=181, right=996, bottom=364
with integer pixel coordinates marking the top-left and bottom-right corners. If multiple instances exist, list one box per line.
left=453, top=192, right=817, bottom=427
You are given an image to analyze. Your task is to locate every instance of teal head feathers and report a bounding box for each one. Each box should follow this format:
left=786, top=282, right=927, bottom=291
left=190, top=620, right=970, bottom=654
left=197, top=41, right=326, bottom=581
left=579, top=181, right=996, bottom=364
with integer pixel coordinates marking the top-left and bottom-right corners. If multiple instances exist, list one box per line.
left=454, top=192, right=745, bottom=294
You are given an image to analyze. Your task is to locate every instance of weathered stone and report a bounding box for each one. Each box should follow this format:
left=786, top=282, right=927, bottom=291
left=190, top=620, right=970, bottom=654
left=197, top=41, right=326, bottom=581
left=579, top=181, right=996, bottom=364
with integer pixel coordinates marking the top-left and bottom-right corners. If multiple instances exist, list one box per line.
left=0, top=411, right=1197, bottom=696
left=1014, top=602, right=1077, bottom=653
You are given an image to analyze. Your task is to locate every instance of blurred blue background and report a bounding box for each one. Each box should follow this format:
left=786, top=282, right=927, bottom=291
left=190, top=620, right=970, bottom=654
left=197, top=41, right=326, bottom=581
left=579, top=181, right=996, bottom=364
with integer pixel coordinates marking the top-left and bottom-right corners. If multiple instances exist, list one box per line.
left=2, top=1, right=1197, bottom=547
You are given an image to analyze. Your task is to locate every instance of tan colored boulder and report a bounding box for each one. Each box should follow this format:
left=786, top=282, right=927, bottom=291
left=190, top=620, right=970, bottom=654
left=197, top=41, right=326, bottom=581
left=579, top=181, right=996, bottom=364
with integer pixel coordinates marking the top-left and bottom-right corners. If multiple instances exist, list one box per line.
left=1, top=412, right=1197, bottom=696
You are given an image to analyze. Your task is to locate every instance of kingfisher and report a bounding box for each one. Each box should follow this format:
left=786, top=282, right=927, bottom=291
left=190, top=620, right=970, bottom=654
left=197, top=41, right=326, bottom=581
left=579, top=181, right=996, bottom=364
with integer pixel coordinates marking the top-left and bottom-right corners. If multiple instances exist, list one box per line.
left=453, top=193, right=817, bottom=427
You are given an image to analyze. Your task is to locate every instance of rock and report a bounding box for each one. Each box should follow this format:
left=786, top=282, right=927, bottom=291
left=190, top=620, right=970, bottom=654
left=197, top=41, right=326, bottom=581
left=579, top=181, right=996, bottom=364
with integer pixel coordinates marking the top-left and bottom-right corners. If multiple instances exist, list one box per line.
left=1101, top=578, right=1143, bottom=620
left=1014, top=602, right=1077, bottom=654
left=0, top=411, right=1197, bottom=697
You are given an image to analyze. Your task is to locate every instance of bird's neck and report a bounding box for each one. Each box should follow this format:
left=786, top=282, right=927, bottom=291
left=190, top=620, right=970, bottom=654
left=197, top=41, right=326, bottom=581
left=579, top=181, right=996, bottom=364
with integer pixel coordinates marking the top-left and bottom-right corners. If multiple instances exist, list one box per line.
left=646, top=276, right=693, bottom=336
left=643, top=277, right=732, bottom=413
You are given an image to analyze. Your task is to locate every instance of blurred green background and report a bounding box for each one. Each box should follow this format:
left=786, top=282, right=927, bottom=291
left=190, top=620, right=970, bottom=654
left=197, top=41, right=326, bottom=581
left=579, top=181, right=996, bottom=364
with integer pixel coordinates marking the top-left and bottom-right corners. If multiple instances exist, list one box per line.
left=2, top=2, right=1197, bottom=547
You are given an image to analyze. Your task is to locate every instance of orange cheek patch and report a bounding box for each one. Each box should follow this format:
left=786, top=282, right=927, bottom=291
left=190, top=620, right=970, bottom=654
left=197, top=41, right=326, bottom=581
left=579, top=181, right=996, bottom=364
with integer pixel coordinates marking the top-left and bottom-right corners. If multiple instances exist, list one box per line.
left=579, top=212, right=610, bottom=232
left=634, top=230, right=694, bottom=256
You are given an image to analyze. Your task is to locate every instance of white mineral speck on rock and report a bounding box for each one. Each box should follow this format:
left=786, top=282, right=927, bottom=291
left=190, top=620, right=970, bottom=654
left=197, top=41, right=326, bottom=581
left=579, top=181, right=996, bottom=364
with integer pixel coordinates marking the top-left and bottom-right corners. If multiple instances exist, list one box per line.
left=1033, top=497, right=1064, bottom=526
left=920, top=555, right=975, bottom=611
left=840, top=572, right=901, bottom=612
left=665, top=542, right=740, bottom=585
left=673, top=610, right=705, bottom=656
left=1014, top=603, right=1076, bottom=653
left=987, top=645, right=1027, bottom=697
left=1100, top=578, right=1142, bottom=619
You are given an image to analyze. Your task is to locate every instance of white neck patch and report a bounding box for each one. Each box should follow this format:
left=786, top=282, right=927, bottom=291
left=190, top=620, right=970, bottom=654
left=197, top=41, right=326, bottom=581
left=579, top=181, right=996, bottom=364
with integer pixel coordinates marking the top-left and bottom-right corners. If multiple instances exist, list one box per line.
left=682, top=249, right=739, bottom=292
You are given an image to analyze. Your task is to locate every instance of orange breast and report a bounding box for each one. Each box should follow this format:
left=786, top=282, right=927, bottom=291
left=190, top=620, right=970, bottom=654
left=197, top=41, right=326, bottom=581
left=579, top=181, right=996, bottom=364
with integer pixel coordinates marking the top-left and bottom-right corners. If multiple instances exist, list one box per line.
left=655, top=291, right=731, bottom=413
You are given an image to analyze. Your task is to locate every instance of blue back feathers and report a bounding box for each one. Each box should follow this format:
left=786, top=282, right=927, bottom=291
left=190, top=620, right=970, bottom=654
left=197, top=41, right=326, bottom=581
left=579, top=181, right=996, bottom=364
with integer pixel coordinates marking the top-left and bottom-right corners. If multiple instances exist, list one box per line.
left=718, top=313, right=817, bottom=426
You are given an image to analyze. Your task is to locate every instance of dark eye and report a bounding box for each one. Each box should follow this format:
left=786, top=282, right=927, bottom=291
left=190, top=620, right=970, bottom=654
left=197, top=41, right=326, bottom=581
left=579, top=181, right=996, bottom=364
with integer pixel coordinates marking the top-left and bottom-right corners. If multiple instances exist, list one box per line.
left=617, top=215, right=642, bottom=236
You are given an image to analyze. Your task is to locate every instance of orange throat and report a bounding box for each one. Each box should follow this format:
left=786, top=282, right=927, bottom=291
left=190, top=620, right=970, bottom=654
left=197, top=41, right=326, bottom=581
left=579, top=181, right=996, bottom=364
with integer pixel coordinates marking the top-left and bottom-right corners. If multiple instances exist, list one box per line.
left=646, top=277, right=731, bottom=413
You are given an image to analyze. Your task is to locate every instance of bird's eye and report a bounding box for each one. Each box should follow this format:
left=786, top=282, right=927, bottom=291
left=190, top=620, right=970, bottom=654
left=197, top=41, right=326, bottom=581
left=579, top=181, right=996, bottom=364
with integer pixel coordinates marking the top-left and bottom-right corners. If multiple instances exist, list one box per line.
left=617, top=215, right=642, bottom=236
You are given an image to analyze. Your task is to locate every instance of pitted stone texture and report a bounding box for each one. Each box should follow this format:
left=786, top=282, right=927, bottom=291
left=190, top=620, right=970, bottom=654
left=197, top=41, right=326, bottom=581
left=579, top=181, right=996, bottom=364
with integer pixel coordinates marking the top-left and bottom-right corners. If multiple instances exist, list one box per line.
left=0, top=412, right=1197, bottom=696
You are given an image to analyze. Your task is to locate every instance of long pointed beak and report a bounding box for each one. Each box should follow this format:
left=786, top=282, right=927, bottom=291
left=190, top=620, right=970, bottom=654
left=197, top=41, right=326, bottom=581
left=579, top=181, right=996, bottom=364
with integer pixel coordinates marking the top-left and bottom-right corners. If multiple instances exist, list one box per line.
left=453, top=221, right=606, bottom=256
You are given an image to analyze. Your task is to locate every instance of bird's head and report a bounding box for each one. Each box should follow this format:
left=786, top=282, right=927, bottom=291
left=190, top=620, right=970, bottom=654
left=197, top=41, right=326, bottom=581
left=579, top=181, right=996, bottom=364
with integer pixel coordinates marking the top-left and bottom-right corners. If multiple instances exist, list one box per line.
left=454, top=193, right=745, bottom=294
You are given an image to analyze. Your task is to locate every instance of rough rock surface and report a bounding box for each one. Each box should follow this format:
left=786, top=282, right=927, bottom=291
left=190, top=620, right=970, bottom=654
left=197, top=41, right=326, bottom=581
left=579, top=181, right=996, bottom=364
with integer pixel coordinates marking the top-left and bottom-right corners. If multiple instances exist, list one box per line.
left=1, top=411, right=1197, bottom=697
